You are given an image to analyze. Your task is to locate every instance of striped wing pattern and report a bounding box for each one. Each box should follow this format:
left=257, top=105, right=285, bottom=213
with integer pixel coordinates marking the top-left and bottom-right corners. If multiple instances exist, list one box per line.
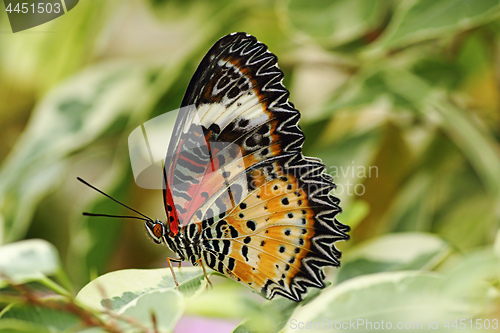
left=163, top=32, right=350, bottom=301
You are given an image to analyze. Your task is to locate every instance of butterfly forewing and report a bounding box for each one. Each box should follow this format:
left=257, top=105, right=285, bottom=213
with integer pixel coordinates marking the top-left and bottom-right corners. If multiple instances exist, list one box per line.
left=163, top=32, right=349, bottom=301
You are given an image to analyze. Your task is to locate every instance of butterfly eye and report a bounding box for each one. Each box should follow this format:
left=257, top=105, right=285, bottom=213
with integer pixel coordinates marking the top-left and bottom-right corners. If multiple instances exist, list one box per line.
left=153, top=223, right=163, bottom=238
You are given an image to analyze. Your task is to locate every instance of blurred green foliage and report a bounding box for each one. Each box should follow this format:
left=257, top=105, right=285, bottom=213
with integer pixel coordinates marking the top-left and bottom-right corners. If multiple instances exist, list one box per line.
left=1, top=0, right=500, bottom=332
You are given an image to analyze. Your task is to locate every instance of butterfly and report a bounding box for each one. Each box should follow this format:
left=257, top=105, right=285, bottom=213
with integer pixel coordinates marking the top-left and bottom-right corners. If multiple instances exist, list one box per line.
left=81, top=32, right=350, bottom=302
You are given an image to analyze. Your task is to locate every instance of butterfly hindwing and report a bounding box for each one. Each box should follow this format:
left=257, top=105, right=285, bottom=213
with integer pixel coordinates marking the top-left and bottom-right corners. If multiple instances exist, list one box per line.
left=201, top=158, right=346, bottom=300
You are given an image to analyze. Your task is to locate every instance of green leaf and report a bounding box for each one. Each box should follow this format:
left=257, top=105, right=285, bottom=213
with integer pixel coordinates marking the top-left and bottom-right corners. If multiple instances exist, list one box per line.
left=287, top=271, right=474, bottom=333
left=381, top=69, right=500, bottom=197
left=383, top=134, right=464, bottom=234
left=76, top=267, right=207, bottom=312
left=442, top=249, right=500, bottom=302
left=0, top=303, right=80, bottom=333
left=338, top=233, right=450, bottom=282
left=232, top=286, right=325, bottom=333
left=425, top=97, right=500, bottom=198
left=0, top=0, right=108, bottom=92
left=0, top=239, right=59, bottom=286
left=436, top=190, right=497, bottom=251
left=368, top=0, right=500, bottom=54
left=119, top=289, right=184, bottom=332
left=0, top=317, right=53, bottom=333
left=0, top=62, right=150, bottom=244
left=338, top=200, right=370, bottom=230
left=319, top=67, right=423, bottom=121
left=284, top=0, right=388, bottom=47
left=77, top=267, right=207, bottom=332
left=310, top=126, right=383, bottom=204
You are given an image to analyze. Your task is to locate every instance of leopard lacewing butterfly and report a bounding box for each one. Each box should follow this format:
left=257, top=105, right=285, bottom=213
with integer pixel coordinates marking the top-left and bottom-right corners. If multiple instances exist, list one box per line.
left=80, top=32, right=350, bottom=302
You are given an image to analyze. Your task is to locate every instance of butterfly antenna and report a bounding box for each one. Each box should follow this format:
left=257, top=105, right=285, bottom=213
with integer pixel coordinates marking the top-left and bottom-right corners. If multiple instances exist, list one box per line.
left=82, top=213, right=151, bottom=222
left=77, top=177, right=154, bottom=222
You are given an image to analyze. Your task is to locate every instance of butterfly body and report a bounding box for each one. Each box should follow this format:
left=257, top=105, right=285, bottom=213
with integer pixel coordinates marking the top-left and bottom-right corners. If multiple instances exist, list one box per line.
left=143, top=32, right=349, bottom=302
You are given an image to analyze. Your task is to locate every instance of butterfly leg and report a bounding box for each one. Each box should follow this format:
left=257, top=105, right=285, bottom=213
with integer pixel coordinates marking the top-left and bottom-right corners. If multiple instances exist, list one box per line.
left=195, top=257, right=213, bottom=289
left=166, top=257, right=182, bottom=288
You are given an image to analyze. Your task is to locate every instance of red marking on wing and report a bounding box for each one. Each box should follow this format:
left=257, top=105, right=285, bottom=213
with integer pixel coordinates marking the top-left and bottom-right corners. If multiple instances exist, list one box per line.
left=164, top=183, right=179, bottom=235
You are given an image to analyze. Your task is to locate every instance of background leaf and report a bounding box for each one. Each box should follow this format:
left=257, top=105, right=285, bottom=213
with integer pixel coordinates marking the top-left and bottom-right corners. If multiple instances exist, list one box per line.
left=338, top=232, right=450, bottom=282
left=287, top=272, right=475, bottom=333
left=284, top=0, right=389, bottom=47
left=367, top=0, right=500, bottom=54
left=0, top=62, right=151, bottom=244
left=0, top=239, right=59, bottom=286
left=76, top=267, right=206, bottom=312
left=119, top=290, right=184, bottom=333
left=0, top=304, right=80, bottom=333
